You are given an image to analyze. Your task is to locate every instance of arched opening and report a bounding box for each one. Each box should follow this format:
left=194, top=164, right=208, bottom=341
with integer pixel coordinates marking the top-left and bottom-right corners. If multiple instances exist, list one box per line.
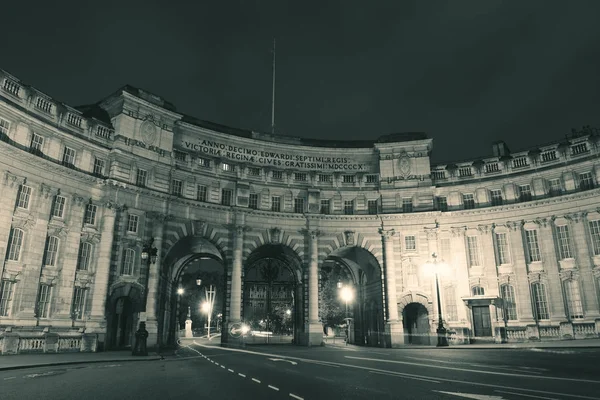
left=403, top=303, right=431, bottom=345
left=242, top=244, right=303, bottom=345
left=112, top=297, right=134, bottom=348
left=105, top=283, right=144, bottom=350
left=321, top=246, right=384, bottom=347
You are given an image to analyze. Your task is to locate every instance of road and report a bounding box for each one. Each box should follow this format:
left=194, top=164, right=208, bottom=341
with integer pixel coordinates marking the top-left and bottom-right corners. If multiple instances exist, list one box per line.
left=1, top=343, right=599, bottom=400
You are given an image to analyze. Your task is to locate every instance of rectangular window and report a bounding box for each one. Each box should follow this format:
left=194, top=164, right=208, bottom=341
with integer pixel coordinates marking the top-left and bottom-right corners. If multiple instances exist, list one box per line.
left=318, top=174, right=332, bottom=183
left=0, top=280, right=15, bottom=316
left=93, top=158, right=105, bottom=176
left=532, top=283, right=550, bottom=320
left=271, top=196, right=281, bottom=212
left=44, top=236, right=59, bottom=266
left=405, top=235, right=416, bottom=251
left=221, top=189, right=233, bottom=206
left=495, top=233, right=511, bottom=264
left=402, top=198, right=413, bottom=213
left=466, top=236, right=481, bottom=266
left=197, top=185, right=207, bottom=202
left=294, top=173, right=307, bottom=182
left=52, top=195, right=66, bottom=218
left=62, top=147, right=76, bottom=168
left=366, top=174, right=378, bottom=184
left=0, top=117, right=10, bottom=139
left=72, top=287, right=87, bottom=320
left=501, top=285, right=518, bottom=321
left=174, top=150, right=187, bottom=162
left=249, top=193, right=258, bottom=209
left=490, top=189, right=503, bottom=206
left=463, top=194, right=475, bottom=209
left=549, top=178, right=562, bottom=196
left=84, top=204, right=97, bottom=225
left=579, top=172, right=594, bottom=190
left=248, top=167, right=261, bottom=177
left=343, top=200, right=354, bottom=215
left=525, top=229, right=542, bottom=262
left=519, top=185, right=532, bottom=202
left=294, top=198, right=305, bottom=213
left=439, top=237, right=451, bottom=262
left=320, top=199, right=330, bottom=214
left=221, top=163, right=234, bottom=172
left=77, top=242, right=92, bottom=271
left=37, top=284, right=51, bottom=318
left=16, top=185, right=32, bottom=209
left=136, top=169, right=148, bottom=187
left=272, top=170, right=283, bottom=180
left=342, top=175, right=355, bottom=184
left=7, top=228, right=24, bottom=261
left=198, top=157, right=211, bottom=168
left=564, top=280, right=584, bottom=319
left=556, top=225, right=572, bottom=259
left=367, top=200, right=378, bottom=215
left=171, top=179, right=183, bottom=196
left=589, top=220, right=600, bottom=256
left=122, top=249, right=135, bottom=275
left=436, top=196, right=448, bottom=212
left=443, top=286, right=458, bottom=321
left=127, top=215, right=139, bottom=233
left=30, top=133, right=44, bottom=155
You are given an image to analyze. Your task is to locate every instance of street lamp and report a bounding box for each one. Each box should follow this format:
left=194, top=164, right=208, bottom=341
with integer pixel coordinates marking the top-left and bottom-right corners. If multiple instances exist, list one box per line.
left=423, top=252, right=449, bottom=347
left=338, top=282, right=354, bottom=345
left=133, top=238, right=158, bottom=356
left=202, top=284, right=216, bottom=339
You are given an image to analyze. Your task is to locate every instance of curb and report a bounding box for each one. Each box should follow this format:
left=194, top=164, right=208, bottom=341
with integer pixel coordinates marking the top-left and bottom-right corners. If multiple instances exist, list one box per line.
left=0, top=356, right=163, bottom=372
left=323, top=344, right=600, bottom=350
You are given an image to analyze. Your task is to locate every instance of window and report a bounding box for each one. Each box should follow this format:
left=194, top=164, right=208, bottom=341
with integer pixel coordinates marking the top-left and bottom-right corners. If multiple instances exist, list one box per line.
left=443, top=286, right=458, bottom=321
left=174, top=150, right=187, bottom=161
left=249, top=193, right=258, bottom=209
left=30, top=133, right=44, bottom=155
left=0, top=280, right=15, bottom=316
left=495, top=233, right=511, bottom=264
left=127, top=215, right=139, bottom=233
left=366, top=174, right=378, bottom=184
left=171, top=180, right=183, bottom=196
left=579, top=172, right=594, bottom=190
left=342, top=175, right=355, bottom=184
left=402, top=198, right=413, bottom=213
left=589, top=220, right=600, bottom=256
left=367, top=200, right=378, bottom=215
left=197, top=185, right=207, bottom=202
left=525, top=229, right=542, bottom=262
left=490, top=189, right=503, bottom=206
left=93, top=158, right=105, bottom=176
left=439, top=237, right=451, bottom=262
left=272, top=170, right=283, bottom=180
left=556, top=225, right=572, bottom=259
left=564, top=280, right=584, bottom=320
left=248, top=167, right=260, bottom=177
left=519, top=185, right=532, bottom=202
left=436, top=196, right=448, bottom=212
left=472, top=286, right=485, bottom=296
left=466, top=236, right=481, bottom=266
left=221, top=189, right=233, bottom=206
left=318, top=174, right=332, bottom=183
left=294, top=198, right=305, bottom=213
left=71, top=287, right=87, bottom=320
left=271, top=196, right=281, bottom=212
left=136, top=169, right=147, bottom=187
left=532, top=282, right=550, bottom=320
left=0, top=117, right=9, bottom=140
left=37, top=284, right=51, bottom=318
left=198, top=157, right=211, bottom=168
left=294, top=173, right=307, bottom=182
left=52, top=195, right=66, bottom=218
left=404, top=235, right=416, bottom=251
left=500, top=284, right=518, bottom=321
left=84, top=204, right=97, bottom=225
left=320, top=199, right=330, bottom=214
left=122, top=248, right=135, bottom=275
left=62, top=147, right=76, bottom=168
left=6, top=228, right=24, bottom=261
left=344, top=200, right=354, bottom=215
left=16, top=184, right=32, bottom=209
left=549, top=178, right=562, bottom=196
left=77, top=242, right=93, bottom=271
left=463, top=194, right=475, bottom=209
left=44, top=236, right=59, bottom=266
left=222, top=163, right=234, bottom=172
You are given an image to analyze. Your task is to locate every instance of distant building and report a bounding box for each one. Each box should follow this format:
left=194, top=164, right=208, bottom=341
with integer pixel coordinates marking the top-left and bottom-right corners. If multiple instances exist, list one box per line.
left=0, top=67, right=599, bottom=355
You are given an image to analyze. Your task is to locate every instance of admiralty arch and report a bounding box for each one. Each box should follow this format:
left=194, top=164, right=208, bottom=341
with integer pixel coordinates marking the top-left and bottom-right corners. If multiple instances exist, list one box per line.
left=0, top=67, right=599, bottom=354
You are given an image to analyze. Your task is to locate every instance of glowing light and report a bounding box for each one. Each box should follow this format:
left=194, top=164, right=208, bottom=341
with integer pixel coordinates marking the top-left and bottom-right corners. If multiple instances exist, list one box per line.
left=201, top=302, right=210, bottom=313
left=177, top=288, right=184, bottom=295
left=340, top=286, right=354, bottom=303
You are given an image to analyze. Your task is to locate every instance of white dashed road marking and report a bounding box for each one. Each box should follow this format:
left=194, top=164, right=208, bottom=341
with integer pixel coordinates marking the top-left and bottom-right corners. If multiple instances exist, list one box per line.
left=252, top=378, right=261, bottom=383
left=4, top=377, right=16, bottom=380
left=228, top=369, right=234, bottom=373
left=290, top=394, right=304, bottom=400
left=238, top=373, right=246, bottom=377
left=268, top=385, right=279, bottom=391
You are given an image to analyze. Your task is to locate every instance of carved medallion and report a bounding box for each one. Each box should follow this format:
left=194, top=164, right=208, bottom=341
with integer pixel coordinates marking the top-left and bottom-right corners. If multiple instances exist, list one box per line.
left=140, top=119, right=157, bottom=146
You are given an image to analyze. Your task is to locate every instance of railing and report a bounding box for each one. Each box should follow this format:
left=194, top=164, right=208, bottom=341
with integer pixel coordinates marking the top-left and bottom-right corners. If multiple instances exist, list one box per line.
left=512, top=157, right=529, bottom=168
left=573, top=323, right=595, bottom=336
left=18, top=337, right=45, bottom=352
left=0, top=333, right=96, bottom=355
left=539, top=326, right=560, bottom=338
left=485, top=162, right=500, bottom=173
left=59, top=337, right=82, bottom=351
left=540, top=150, right=558, bottom=163
left=506, top=329, right=527, bottom=341
left=3, top=79, right=21, bottom=97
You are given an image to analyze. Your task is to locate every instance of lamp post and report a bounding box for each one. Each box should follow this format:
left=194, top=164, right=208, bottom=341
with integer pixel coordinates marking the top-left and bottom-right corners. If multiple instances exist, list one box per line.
left=133, top=238, right=158, bottom=356
left=424, top=252, right=449, bottom=347
left=337, top=281, right=354, bottom=345
left=202, top=284, right=216, bottom=339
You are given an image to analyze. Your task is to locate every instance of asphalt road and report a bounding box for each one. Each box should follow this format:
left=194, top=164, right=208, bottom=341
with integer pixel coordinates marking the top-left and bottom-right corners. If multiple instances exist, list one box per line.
left=1, top=343, right=599, bottom=400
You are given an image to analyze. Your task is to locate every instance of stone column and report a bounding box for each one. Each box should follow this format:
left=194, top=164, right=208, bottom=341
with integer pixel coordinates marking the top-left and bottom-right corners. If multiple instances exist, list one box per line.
left=538, top=220, right=566, bottom=321
left=380, top=228, right=403, bottom=347
left=144, top=213, right=165, bottom=348
left=510, top=222, right=534, bottom=322
left=306, top=228, right=322, bottom=346
left=572, top=213, right=600, bottom=318
left=229, top=223, right=245, bottom=323
left=451, top=227, right=470, bottom=324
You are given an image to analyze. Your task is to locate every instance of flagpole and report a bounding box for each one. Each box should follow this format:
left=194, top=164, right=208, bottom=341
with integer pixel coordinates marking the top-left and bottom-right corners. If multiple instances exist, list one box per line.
left=271, top=38, right=276, bottom=134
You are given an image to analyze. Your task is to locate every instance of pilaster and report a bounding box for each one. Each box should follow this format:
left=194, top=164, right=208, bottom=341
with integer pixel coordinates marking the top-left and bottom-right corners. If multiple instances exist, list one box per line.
left=509, top=222, right=534, bottom=322
left=229, top=214, right=246, bottom=324
left=573, top=212, right=600, bottom=318
left=537, top=219, right=566, bottom=321
left=380, top=227, right=403, bottom=347
left=305, top=226, right=322, bottom=346
left=450, top=226, right=470, bottom=323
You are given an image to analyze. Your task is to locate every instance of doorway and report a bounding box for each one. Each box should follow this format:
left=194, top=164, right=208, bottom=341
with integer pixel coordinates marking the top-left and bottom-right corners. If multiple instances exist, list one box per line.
left=403, top=303, right=431, bottom=345
left=472, top=306, right=492, bottom=337
left=112, top=297, right=134, bottom=348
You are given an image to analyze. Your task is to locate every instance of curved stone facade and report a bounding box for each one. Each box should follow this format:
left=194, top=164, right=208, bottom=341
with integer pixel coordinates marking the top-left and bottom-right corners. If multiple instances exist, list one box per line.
left=0, top=68, right=599, bottom=353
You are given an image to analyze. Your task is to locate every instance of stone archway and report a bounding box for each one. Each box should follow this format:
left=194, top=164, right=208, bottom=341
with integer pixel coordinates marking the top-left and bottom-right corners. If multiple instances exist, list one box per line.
left=105, top=282, right=144, bottom=350
left=398, top=292, right=433, bottom=345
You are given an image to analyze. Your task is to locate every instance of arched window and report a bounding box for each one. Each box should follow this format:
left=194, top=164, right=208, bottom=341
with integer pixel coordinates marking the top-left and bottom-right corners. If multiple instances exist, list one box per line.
left=500, top=284, right=518, bottom=320
left=44, top=236, right=59, bottom=266
left=472, top=286, right=485, bottom=296
left=6, top=228, right=24, bottom=261
left=122, top=248, right=135, bottom=275
left=564, top=279, right=584, bottom=320
left=77, top=242, right=93, bottom=271
left=531, top=282, right=550, bottom=320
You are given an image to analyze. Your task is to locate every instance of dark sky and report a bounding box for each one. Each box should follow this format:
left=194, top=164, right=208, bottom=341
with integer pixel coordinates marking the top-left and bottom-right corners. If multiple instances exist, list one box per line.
left=4, top=1, right=600, bottom=163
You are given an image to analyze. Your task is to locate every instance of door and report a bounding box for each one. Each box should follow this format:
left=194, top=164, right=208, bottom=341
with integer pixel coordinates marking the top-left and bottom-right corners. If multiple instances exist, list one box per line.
left=472, top=306, right=492, bottom=337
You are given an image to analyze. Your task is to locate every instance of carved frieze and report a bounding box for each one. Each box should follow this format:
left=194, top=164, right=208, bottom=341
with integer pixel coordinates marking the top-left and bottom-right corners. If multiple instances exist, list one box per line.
left=3, top=171, right=24, bottom=188
left=559, top=268, right=580, bottom=281
left=12, top=213, right=37, bottom=231
left=527, top=271, right=548, bottom=283
left=47, top=225, right=69, bottom=238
